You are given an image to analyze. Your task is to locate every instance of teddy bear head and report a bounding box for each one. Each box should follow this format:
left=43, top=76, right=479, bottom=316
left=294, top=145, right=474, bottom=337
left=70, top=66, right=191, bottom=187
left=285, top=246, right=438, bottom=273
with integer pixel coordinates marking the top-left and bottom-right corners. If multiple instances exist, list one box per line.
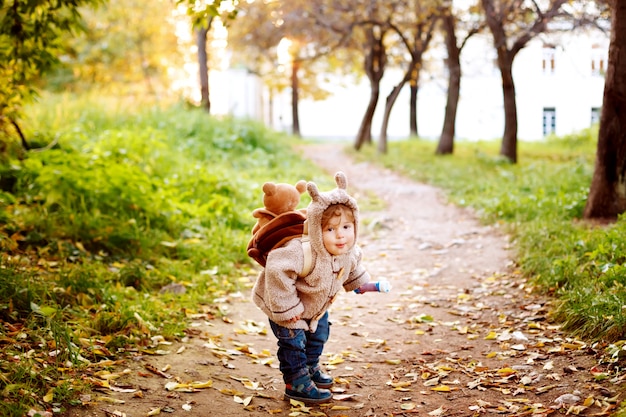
left=252, top=180, right=307, bottom=233
left=262, top=180, right=307, bottom=215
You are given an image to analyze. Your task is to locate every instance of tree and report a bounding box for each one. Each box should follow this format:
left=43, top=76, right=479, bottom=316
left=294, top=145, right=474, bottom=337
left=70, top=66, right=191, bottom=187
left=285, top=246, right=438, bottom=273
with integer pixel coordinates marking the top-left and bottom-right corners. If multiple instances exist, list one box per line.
left=226, top=0, right=286, bottom=126
left=481, top=0, right=568, bottom=163
left=354, top=24, right=388, bottom=150
left=230, top=0, right=342, bottom=136
left=51, top=0, right=182, bottom=96
left=584, top=0, right=626, bottom=220
left=377, top=0, right=438, bottom=153
left=436, top=2, right=483, bottom=155
left=177, top=0, right=237, bottom=113
left=0, top=0, right=103, bottom=150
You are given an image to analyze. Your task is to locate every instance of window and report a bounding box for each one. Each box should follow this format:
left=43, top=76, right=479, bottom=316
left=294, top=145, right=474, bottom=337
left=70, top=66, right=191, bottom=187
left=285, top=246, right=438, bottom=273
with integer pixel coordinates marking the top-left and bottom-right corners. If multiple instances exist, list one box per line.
left=543, top=107, right=556, bottom=136
left=542, top=46, right=556, bottom=75
left=591, top=107, right=601, bottom=126
left=591, top=44, right=606, bottom=76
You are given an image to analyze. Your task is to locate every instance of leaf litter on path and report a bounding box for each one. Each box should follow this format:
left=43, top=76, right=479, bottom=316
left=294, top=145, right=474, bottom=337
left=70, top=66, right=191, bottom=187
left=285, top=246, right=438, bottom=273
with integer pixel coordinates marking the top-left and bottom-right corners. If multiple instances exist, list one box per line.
left=67, top=145, right=626, bottom=417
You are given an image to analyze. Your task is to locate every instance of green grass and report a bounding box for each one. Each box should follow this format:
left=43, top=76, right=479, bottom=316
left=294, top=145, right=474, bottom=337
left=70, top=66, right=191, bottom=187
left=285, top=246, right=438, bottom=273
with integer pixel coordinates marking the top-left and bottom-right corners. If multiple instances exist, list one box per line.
left=349, top=130, right=626, bottom=349
left=3, top=92, right=626, bottom=414
left=0, top=92, right=332, bottom=416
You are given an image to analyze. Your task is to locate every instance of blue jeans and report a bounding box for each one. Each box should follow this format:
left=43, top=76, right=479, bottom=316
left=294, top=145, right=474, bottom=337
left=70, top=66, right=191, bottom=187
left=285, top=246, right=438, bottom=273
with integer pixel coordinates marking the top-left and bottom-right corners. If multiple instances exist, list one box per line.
left=269, top=311, right=330, bottom=384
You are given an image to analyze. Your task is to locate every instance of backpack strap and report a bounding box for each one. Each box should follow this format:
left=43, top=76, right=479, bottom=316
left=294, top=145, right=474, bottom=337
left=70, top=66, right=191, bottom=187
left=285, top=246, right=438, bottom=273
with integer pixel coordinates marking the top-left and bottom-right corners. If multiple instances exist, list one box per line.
left=299, top=220, right=313, bottom=277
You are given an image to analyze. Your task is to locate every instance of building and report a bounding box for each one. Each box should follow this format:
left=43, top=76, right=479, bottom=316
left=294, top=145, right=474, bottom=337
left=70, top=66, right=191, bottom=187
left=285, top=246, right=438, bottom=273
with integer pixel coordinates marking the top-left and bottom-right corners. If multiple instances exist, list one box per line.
left=212, top=28, right=609, bottom=142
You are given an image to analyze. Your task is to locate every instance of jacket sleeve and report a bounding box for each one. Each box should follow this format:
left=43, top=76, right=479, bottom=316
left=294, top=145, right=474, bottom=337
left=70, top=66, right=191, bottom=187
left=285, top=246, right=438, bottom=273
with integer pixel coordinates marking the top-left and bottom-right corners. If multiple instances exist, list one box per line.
left=343, top=245, right=371, bottom=292
left=262, top=241, right=306, bottom=322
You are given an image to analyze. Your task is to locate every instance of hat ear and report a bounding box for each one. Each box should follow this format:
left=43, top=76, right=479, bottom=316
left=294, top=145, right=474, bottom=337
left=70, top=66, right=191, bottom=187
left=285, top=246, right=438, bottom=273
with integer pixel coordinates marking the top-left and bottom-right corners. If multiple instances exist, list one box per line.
left=307, top=181, right=320, bottom=201
left=334, top=171, right=347, bottom=190
left=295, top=180, right=307, bottom=194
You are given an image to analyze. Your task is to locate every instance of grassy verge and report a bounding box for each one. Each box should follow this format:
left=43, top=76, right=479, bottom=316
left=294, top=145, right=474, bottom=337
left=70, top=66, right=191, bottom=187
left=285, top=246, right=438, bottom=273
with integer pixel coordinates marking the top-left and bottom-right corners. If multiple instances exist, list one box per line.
left=0, top=93, right=332, bottom=416
left=349, top=132, right=626, bottom=355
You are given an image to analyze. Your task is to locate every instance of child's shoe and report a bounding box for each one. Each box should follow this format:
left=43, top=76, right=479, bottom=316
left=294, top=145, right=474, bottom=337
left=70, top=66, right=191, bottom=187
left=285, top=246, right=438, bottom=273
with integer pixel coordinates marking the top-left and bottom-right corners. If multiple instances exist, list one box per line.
left=310, top=366, right=334, bottom=389
left=285, top=374, right=332, bottom=404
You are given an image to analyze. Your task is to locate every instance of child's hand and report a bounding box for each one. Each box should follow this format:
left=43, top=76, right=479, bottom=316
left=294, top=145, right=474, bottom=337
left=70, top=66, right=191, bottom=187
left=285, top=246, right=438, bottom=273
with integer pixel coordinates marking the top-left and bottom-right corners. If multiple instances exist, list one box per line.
left=288, top=315, right=301, bottom=322
left=354, top=280, right=392, bottom=294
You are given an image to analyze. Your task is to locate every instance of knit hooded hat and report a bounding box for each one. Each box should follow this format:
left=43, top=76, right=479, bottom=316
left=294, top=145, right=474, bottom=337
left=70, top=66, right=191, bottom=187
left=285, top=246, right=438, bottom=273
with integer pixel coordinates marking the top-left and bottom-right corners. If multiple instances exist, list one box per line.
left=305, top=171, right=359, bottom=255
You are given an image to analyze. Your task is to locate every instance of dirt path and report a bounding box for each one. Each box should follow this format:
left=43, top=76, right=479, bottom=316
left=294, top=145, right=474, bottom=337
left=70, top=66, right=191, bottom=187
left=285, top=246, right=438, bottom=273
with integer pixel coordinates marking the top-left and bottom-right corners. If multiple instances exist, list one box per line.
left=70, top=143, right=622, bottom=417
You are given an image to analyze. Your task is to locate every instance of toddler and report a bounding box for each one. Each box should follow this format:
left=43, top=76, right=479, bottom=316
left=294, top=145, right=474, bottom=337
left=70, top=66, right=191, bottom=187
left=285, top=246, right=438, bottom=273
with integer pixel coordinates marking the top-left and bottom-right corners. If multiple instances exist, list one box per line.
left=252, top=172, right=373, bottom=403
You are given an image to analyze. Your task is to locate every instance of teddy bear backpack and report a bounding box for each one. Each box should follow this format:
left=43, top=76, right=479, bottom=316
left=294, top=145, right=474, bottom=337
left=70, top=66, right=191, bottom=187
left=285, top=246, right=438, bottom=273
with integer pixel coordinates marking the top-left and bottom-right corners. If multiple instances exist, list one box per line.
left=246, top=180, right=313, bottom=276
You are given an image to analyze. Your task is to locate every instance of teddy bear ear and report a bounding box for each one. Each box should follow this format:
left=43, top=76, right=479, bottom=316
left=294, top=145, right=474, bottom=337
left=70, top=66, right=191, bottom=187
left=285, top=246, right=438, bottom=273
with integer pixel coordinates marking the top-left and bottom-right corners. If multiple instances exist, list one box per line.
left=295, top=180, right=307, bottom=194
left=307, top=181, right=320, bottom=200
left=262, top=182, right=277, bottom=196
left=334, top=171, right=347, bottom=190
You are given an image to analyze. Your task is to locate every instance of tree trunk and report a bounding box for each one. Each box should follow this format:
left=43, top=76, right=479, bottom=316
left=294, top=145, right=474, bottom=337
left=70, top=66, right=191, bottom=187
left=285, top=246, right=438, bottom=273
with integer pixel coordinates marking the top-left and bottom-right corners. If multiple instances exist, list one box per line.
left=268, top=87, right=274, bottom=129
left=481, top=0, right=567, bottom=164
left=437, top=13, right=461, bottom=155
left=355, top=83, right=379, bottom=150
left=196, top=23, right=211, bottom=113
left=584, top=0, right=626, bottom=220
left=380, top=59, right=418, bottom=153
left=291, top=58, right=301, bottom=137
left=354, top=26, right=386, bottom=150
left=379, top=78, right=408, bottom=153
left=409, top=79, right=418, bottom=137
left=498, top=55, right=518, bottom=163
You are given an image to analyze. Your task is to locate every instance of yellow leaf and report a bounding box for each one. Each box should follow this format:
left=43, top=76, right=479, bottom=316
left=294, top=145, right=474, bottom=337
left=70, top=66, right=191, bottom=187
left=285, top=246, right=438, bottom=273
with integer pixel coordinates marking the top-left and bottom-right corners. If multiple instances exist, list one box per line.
left=486, top=352, right=497, bottom=358
left=327, top=357, right=345, bottom=365
left=431, top=385, right=451, bottom=392
left=496, top=367, right=516, bottom=376
left=330, top=405, right=351, bottom=410
left=385, top=359, right=402, bottom=365
left=243, top=380, right=263, bottom=390
left=95, top=396, right=125, bottom=404
left=43, top=388, right=54, bottom=403
left=562, top=342, right=584, bottom=350
left=536, top=384, right=557, bottom=393
left=401, top=403, right=416, bottom=410
left=191, top=380, right=213, bottom=389
left=583, top=396, right=594, bottom=407
left=484, top=331, right=498, bottom=340
left=147, top=408, right=161, bottom=416
left=220, top=388, right=244, bottom=396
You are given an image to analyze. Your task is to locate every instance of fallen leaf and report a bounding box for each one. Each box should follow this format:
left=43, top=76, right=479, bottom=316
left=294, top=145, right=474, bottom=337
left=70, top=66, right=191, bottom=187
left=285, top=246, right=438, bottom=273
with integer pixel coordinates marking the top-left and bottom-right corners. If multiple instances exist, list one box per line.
left=485, top=331, right=498, bottom=340
left=234, top=395, right=253, bottom=406
left=144, top=364, right=172, bottom=379
left=333, top=394, right=358, bottom=401
left=95, top=396, right=125, bottom=404
left=428, top=406, right=446, bottom=416
left=496, top=367, right=516, bottom=376
left=330, top=405, right=351, bottom=410
left=43, top=388, right=54, bottom=403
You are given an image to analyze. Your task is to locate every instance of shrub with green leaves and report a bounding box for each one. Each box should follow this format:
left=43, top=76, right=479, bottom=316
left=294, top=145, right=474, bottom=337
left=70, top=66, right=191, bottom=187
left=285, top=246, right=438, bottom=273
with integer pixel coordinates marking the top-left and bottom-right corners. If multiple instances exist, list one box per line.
left=0, top=93, right=327, bottom=416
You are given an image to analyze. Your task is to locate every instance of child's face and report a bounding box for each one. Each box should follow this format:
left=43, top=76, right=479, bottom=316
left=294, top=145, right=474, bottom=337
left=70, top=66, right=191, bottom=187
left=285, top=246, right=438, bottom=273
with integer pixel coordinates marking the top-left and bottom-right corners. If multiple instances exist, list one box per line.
left=322, top=213, right=356, bottom=256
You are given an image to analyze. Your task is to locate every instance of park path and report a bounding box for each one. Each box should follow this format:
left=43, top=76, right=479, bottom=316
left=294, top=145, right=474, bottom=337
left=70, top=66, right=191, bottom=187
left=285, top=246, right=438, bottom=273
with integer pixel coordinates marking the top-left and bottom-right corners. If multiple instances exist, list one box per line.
left=71, top=143, right=622, bottom=417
